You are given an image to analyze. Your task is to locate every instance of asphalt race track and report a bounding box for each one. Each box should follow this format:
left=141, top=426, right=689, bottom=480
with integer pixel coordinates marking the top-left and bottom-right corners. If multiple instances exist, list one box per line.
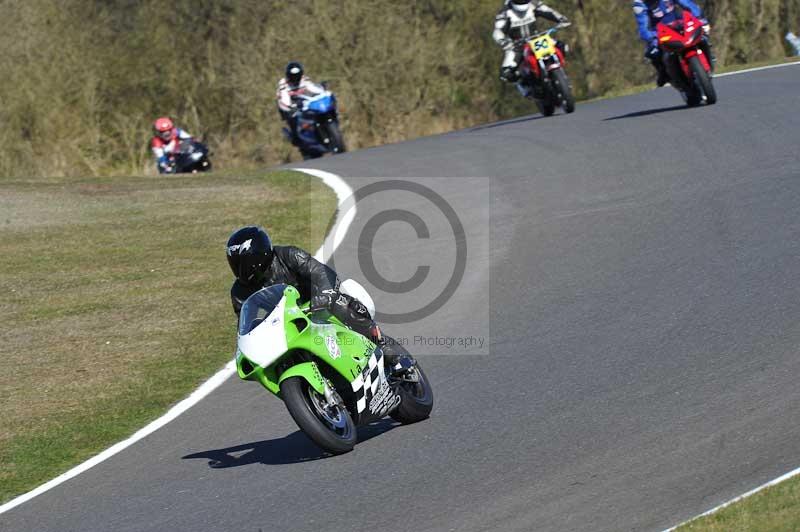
left=4, top=66, right=800, bottom=532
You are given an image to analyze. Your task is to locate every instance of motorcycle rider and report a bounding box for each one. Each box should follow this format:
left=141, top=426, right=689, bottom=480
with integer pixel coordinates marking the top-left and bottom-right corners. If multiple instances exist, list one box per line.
left=226, top=226, right=408, bottom=367
left=493, top=0, right=570, bottom=97
left=276, top=62, right=325, bottom=147
left=151, top=117, right=193, bottom=174
left=632, top=0, right=713, bottom=87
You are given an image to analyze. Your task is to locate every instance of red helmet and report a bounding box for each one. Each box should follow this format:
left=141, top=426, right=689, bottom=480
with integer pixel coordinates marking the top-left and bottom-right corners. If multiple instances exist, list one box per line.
left=154, top=117, right=175, bottom=141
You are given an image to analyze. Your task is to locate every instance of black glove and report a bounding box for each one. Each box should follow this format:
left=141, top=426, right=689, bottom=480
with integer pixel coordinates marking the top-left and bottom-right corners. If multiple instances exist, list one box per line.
left=500, top=65, right=519, bottom=83
left=310, top=290, right=336, bottom=311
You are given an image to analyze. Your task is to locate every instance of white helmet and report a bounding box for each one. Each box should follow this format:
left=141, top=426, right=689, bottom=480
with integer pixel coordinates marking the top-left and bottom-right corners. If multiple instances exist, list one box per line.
left=510, top=0, right=531, bottom=12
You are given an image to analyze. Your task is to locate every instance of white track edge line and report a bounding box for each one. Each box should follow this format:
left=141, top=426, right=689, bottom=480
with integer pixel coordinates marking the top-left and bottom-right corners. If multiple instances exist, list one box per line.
left=715, top=59, right=800, bottom=77
left=0, top=167, right=354, bottom=516
left=663, top=465, right=800, bottom=531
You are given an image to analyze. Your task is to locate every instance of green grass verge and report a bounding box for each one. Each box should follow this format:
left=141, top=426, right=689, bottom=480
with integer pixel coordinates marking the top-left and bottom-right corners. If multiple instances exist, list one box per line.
left=677, top=475, right=800, bottom=530
left=0, top=169, right=336, bottom=504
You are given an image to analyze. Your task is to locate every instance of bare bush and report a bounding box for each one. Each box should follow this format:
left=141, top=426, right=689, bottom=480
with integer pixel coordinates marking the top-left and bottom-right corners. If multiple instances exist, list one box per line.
left=0, top=0, right=796, bottom=177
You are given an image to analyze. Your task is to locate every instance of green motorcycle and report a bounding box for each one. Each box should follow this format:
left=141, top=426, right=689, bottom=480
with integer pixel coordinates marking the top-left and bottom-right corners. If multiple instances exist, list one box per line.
left=235, top=283, right=433, bottom=454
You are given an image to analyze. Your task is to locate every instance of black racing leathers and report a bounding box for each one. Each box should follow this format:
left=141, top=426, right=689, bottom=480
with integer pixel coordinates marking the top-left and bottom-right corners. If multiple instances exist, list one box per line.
left=230, top=245, right=375, bottom=337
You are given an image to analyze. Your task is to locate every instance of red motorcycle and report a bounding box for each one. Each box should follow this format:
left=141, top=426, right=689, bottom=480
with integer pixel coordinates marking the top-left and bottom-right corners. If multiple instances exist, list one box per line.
left=656, top=9, right=717, bottom=106
left=518, top=23, right=575, bottom=116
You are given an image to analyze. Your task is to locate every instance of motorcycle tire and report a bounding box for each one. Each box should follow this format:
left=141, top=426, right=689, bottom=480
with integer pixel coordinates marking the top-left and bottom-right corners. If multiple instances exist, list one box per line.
left=390, top=358, right=434, bottom=425
left=281, top=376, right=357, bottom=454
left=326, top=121, right=347, bottom=154
left=536, top=98, right=556, bottom=117
left=300, top=148, right=321, bottom=161
left=689, top=55, right=717, bottom=105
left=683, top=84, right=703, bottom=107
left=552, top=69, right=576, bottom=114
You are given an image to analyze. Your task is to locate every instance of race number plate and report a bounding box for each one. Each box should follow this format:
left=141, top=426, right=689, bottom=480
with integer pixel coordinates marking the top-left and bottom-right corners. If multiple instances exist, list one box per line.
left=530, top=35, right=556, bottom=59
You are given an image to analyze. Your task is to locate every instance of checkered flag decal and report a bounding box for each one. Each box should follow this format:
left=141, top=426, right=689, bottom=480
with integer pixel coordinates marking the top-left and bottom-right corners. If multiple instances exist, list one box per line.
left=351, top=349, right=385, bottom=413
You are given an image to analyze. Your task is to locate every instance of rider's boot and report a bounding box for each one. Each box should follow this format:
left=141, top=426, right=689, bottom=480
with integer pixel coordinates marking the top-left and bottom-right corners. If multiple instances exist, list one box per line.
left=653, top=61, right=669, bottom=87
left=516, top=82, right=533, bottom=99
left=371, top=324, right=415, bottom=377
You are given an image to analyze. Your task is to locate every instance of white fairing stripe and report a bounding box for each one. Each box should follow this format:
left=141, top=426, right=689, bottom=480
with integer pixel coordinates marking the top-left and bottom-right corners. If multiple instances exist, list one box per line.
left=237, top=297, right=288, bottom=368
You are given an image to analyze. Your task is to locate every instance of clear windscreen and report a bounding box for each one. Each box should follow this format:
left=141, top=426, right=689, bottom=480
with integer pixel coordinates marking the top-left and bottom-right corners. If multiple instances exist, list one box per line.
left=238, top=284, right=288, bottom=336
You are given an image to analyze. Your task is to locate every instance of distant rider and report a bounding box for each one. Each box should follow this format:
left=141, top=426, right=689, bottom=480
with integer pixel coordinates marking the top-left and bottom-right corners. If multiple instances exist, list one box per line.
left=493, top=0, right=570, bottom=96
left=276, top=62, right=325, bottom=146
left=632, top=0, right=713, bottom=87
left=151, top=117, right=193, bottom=174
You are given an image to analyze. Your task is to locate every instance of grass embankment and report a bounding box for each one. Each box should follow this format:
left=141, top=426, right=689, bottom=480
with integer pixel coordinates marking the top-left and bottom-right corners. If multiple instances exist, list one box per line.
left=677, top=476, right=800, bottom=530
left=3, top=1, right=799, bottom=177
left=0, top=170, right=336, bottom=503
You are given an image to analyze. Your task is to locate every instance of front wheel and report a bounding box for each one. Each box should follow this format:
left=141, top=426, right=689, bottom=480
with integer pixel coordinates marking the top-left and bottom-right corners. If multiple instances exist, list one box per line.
left=325, top=121, right=347, bottom=154
left=281, top=377, right=356, bottom=454
left=552, top=68, right=575, bottom=113
left=299, top=148, right=321, bottom=160
left=390, top=361, right=434, bottom=424
left=536, top=98, right=556, bottom=117
left=688, top=55, right=717, bottom=105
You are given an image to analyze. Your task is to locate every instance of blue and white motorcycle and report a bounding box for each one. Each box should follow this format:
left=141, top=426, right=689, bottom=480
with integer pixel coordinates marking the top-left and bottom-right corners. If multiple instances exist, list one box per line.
left=286, top=88, right=347, bottom=160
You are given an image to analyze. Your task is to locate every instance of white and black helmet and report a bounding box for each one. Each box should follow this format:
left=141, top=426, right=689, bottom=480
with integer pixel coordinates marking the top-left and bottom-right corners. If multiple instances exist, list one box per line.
left=509, top=0, right=532, bottom=12
left=226, top=226, right=273, bottom=285
left=285, top=61, right=303, bottom=86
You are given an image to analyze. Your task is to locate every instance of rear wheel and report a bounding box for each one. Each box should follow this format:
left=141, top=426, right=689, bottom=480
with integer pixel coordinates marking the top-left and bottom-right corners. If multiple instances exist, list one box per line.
left=281, top=377, right=356, bottom=454
left=689, top=55, right=717, bottom=105
left=390, top=360, right=434, bottom=424
left=552, top=68, right=575, bottom=113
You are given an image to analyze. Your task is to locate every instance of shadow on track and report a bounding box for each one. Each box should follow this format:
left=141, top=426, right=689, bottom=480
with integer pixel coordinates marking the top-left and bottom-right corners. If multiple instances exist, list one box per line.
left=604, top=105, right=689, bottom=121
left=469, top=114, right=547, bottom=131
left=182, top=419, right=400, bottom=468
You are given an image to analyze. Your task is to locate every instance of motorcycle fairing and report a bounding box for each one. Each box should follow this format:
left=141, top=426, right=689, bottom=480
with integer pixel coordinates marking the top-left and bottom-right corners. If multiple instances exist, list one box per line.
left=237, top=296, right=288, bottom=369
left=657, top=10, right=711, bottom=74
left=304, top=93, right=335, bottom=114
left=295, top=92, right=339, bottom=154
left=529, top=34, right=556, bottom=60
left=523, top=34, right=566, bottom=77
left=350, top=347, right=401, bottom=424
left=235, top=285, right=394, bottom=422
